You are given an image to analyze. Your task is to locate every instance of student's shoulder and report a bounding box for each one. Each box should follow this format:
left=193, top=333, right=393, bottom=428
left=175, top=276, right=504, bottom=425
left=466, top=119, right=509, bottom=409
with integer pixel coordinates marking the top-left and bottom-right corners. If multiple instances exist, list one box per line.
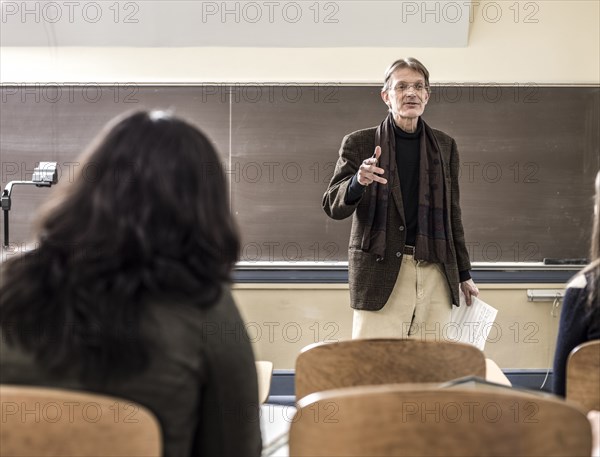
left=562, top=274, right=589, bottom=313
left=566, top=274, right=588, bottom=290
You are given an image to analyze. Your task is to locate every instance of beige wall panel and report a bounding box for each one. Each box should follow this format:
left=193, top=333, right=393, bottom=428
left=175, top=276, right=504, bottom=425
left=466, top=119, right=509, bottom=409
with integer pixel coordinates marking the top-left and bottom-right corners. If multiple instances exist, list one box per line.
left=477, top=285, right=561, bottom=370
left=233, top=285, right=353, bottom=369
left=233, top=283, right=564, bottom=370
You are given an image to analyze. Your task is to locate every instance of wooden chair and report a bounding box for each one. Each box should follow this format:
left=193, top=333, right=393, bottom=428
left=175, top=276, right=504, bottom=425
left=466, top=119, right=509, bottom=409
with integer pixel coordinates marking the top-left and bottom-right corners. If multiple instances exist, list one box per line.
left=567, top=339, right=600, bottom=412
left=0, top=385, right=162, bottom=457
left=255, top=360, right=273, bottom=404
left=295, top=339, right=486, bottom=400
left=289, top=384, right=593, bottom=457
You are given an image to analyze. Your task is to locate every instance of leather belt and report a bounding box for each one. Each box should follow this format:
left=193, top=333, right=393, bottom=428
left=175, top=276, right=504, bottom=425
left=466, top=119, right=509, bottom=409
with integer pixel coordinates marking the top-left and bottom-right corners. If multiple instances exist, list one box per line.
left=403, top=245, right=415, bottom=256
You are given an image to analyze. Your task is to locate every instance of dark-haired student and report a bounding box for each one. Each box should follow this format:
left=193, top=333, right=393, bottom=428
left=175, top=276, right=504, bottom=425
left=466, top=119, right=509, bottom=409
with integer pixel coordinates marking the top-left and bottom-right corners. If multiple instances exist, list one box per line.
left=553, top=170, right=600, bottom=397
left=0, top=111, right=262, bottom=456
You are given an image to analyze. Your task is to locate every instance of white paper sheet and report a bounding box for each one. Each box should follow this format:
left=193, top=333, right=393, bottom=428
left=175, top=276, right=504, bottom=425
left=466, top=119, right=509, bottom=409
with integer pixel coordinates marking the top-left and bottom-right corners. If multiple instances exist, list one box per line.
left=447, top=294, right=498, bottom=351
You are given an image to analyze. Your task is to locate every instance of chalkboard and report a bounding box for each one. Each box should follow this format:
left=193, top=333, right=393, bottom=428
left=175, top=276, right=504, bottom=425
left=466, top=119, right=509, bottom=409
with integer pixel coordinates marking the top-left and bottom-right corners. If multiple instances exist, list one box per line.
left=1, top=84, right=598, bottom=263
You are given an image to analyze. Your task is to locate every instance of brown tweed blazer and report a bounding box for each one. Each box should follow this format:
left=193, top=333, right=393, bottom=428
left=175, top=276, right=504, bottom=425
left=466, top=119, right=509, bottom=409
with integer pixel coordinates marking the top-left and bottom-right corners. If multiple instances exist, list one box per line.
left=322, top=125, right=472, bottom=310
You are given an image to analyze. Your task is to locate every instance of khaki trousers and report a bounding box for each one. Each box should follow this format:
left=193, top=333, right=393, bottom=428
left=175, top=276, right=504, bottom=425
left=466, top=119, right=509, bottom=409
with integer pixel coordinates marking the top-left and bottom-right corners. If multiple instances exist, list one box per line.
left=352, top=254, right=452, bottom=340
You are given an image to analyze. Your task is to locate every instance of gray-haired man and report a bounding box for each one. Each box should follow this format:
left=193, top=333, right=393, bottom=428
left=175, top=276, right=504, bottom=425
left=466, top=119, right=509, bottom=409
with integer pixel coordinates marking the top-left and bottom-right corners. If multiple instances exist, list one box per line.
left=323, top=57, right=478, bottom=339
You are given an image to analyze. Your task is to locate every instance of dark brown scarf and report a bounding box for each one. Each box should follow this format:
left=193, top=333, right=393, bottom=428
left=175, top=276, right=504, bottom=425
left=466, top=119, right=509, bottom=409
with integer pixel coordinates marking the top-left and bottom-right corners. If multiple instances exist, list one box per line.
left=361, top=114, right=451, bottom=263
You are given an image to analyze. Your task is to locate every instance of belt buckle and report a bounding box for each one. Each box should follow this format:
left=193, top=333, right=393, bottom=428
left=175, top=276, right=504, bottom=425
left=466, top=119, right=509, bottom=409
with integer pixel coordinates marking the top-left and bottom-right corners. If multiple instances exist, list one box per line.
left=404, top=245, right=415, bottom=256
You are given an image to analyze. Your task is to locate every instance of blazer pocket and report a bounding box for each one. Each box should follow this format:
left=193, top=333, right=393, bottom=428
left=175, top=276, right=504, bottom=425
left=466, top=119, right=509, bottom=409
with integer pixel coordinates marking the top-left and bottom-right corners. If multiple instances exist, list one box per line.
left=348, top=247, right=376, bottom=265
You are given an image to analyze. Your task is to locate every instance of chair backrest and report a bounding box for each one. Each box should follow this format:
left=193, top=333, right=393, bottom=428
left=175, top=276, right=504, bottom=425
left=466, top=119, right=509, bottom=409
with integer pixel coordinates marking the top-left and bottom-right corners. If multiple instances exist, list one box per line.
left=0, top=385, right=162, bottom=457
left=255, top=361, right=273, bottom=404
left=567, top=339, right=600, bottom=412
left=295, top=339, right=486, bottom=399
left=289, top=384, right=592, bottom=457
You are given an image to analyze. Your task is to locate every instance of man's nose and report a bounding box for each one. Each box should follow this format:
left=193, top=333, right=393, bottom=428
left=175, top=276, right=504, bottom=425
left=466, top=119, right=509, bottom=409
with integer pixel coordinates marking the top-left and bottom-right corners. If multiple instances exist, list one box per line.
left=405, top=85, right=418, bottom=94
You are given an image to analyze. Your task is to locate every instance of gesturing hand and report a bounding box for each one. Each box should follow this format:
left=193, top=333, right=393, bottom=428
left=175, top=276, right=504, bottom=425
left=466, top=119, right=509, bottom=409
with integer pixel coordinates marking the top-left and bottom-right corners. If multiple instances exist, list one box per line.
left=357, top=146, right=388, bottom=186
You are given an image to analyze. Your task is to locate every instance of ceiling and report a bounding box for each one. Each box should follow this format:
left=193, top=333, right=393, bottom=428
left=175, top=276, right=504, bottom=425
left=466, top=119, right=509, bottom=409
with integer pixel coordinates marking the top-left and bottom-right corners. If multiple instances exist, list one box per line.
left=1, top=1, right=472, bottom=47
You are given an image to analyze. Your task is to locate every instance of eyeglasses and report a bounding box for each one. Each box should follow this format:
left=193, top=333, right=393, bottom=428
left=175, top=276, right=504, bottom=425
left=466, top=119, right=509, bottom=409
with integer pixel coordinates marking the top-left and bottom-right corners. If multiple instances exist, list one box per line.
left=389, top=83, right=428, bottom=92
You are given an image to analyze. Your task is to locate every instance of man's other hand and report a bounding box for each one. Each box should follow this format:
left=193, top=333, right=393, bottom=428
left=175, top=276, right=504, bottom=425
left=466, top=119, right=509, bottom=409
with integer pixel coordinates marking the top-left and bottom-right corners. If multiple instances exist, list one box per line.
left=460, top=279, right=479, bottom=306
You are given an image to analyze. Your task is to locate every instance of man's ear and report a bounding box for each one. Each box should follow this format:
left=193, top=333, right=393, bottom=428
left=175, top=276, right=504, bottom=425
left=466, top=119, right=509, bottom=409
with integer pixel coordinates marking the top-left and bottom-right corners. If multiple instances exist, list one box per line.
left=381, top=90, right=391, bottom=109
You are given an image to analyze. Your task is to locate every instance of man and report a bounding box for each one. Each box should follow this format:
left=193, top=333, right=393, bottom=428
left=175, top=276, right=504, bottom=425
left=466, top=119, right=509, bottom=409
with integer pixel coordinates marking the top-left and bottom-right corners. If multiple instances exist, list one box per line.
left=322, top=57, right=479, bottom=339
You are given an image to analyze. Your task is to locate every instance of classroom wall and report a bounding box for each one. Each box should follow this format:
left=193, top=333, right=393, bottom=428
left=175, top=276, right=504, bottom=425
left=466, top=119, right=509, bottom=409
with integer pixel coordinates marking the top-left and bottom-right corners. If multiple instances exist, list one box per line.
left=1, top=1, right=597, bottom=375
left=1, top=1, right=598, bottom=84
left=234, top=283, right=563, bottom=370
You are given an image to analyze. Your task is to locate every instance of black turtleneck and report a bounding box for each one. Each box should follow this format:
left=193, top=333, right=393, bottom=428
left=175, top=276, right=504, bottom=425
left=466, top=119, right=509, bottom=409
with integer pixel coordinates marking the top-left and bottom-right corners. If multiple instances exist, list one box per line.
left=393, top=119, right=422, bottom=246
left=345, top=119, right=422, bottom=246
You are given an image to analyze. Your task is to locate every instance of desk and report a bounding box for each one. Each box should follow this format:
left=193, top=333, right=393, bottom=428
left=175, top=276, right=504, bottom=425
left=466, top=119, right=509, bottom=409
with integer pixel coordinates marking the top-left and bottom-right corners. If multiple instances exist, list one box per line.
left=485, top=358, right=512, bottom=386
left=590, top=411, right=600, bottom=457
left=261, top=404, right=295, bottom=456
